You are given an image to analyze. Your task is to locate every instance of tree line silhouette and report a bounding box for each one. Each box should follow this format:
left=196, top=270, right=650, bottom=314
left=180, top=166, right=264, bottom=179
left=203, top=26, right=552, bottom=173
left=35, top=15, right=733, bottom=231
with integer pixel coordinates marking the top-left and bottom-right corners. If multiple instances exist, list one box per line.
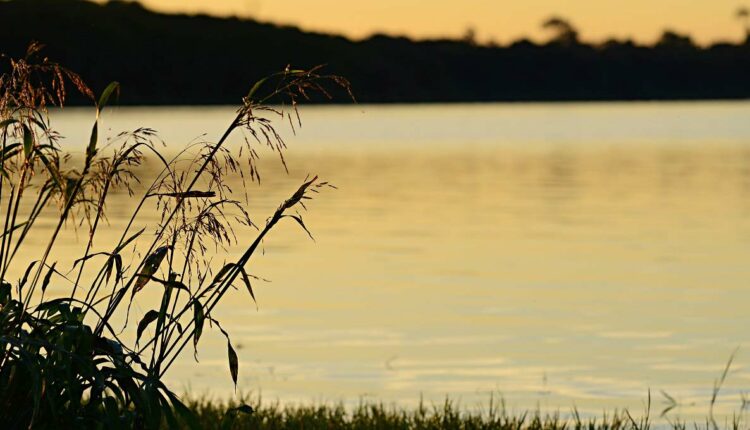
left=2, top=0, right=750, bottom=104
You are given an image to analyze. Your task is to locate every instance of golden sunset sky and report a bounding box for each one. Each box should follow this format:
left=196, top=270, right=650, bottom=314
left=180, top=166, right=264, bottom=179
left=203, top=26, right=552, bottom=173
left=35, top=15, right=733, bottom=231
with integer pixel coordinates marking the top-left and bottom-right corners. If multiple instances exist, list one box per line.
left=126, top=0, right=746, bottom=45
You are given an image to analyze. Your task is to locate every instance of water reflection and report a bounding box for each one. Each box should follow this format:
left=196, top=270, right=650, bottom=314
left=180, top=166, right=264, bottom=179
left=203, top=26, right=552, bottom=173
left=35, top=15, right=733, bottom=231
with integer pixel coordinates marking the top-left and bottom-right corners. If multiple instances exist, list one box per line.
left=41, top=102, right=750, bottom=419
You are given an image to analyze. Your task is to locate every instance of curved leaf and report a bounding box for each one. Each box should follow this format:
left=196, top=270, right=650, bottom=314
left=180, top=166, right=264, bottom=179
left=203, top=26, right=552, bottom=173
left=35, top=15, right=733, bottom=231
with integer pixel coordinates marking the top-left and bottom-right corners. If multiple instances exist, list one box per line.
left=192, top=301, right=204, bottom=361
left=246, top=76, right=269, bottom=101
left=114, top=227, right=145, bottom=254
left=283, top=214, right=314, bottom=241
left=41, top=262, right=57, bottom=294
left=97, top=81, right=120, bottom=112
left=211, top=263, right=235, bottom=285
left=0, top=118, right=18, bottom=129
left=238, top=267, right=257, bottom=308
left=133, top=246, right=170, bottom=294
left=136, top=310, right=160, bottom=344
left=0, top=142, right=21, bottom=161
left=87, top=121, right=98, bottom=162
left=22, top=124, right=33, bottom=160
left=227, top=339, right=238, bottom=391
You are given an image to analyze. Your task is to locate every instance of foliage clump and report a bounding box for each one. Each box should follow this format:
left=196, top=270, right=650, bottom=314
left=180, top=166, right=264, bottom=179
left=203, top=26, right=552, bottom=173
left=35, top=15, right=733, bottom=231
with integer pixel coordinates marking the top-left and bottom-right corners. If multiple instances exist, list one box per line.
left=0, top=43, right=349, bottom=428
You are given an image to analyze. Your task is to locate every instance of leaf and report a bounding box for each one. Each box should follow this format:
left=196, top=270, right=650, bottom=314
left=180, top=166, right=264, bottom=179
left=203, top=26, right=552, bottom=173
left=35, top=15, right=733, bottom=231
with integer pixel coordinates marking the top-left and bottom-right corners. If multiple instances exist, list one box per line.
left=227, top=338, right=238, bottom=391
left=0, top=281, right=10, bottom=304
left=0, top=142, right=21, bottom=161
left=0, top=221, right=27, bottom=240
left=136, top=310, right=160, bottom=344
left=22, top=124, right=33, bottom=160
left=160, top=395, right=179, bottom=429
left=158, top=190, right=216, bottom=198
left=211, top=263, right=235, bottom=285
left=19, top=260, right=38, bottom=291
left=101, top=338, right=124, bottom=357
left=0, top=148, right=19, bottom=164
left=115, top=227, right=145, bottom=254
left=113, top=254, right=123, bottom=284
left=238, top=267, right=257, bottom=308
left=87, top=120, right=98, bottom=162
left=660, top=390, right=676, bottom=404
left=141, top=384, right=162, bottom=429
left=0, top=118, right=18, bottom=129
left=166, top=391, right=201, bottom=430
left=285, top=214, right=314, bottom=241
left=233, top=404, right=254, bottom=414
left=661, top=404, right=676, bottom=418
left=104, top=256, right=114, bottom=284
left=167, top=281, right=189, bottom=292
left=35, top=151, right=62, bottom=187
left=211, top=316, right=239, bottom=391
left=41, top=262, right=57, bottom=294
left=72, top=252, right=108, bottom=268
left=97, top=81, right=120, bottom=112
left=192, top=301, right=204, bottom=361
left=246, top=76, right=269, bottom=100
left=221, top=404, right=254, bottom=430
left=133, top=246, right=170, bottom=294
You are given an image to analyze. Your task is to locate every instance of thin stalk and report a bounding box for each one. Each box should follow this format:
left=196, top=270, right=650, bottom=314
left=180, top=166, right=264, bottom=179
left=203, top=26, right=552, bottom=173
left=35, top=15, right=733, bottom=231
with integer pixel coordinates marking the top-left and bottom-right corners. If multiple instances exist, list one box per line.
left=154, top=234, right=179, bottom=368
left=73, top=142, right=155, bottom=299
left=97, top=72, right=335, bottom=334
left=95, top=112, right=242, bottom=335
left=0, top=127, right=8, bottom=277
left=157, top=210, right=279, bottom=376
left=71, top=174, right=113, bottom=299
left=2, top=170, right=25, bottom=277
left=149, top=279, right=173, bottom=377
left=95, top=72, right=323, bottom=332
left=3, top=153, right=33, bottom=276
left=6, top=187, right=52, bottom=268
left=159, top=222, right=201, bottom=357
left=157, top=178, right=312, bottom=376
left=82, top=196, right=148, bottom=307
left=22, top=166, right=89, bottom=312
left=0, top=185, right=15, bottom=283
left=81, top=144, right=174, bottom=307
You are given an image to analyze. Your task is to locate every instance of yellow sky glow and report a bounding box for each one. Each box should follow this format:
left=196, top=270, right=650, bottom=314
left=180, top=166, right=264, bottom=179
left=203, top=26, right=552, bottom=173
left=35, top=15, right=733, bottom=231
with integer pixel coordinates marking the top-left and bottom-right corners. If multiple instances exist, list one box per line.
left=131, top=0, right=746, bottom=46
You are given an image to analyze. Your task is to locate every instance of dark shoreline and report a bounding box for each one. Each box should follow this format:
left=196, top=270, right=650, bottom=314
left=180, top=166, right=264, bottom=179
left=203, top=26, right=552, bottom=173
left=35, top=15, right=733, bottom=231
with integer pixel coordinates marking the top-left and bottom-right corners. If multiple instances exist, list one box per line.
left=3, top=0, right=750, bottom=106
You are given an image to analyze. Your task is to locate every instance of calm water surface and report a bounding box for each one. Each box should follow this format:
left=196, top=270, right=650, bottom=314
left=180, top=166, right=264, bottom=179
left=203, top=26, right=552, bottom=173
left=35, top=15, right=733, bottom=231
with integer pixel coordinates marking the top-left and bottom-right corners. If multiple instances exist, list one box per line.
left=45, top=102, right=750, bottom=418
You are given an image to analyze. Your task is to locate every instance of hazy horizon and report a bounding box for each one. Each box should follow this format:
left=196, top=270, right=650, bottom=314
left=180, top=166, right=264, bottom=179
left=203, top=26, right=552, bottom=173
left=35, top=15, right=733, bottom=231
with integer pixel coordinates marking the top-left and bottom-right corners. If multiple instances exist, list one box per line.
left=94, top=0, right=750, bottom=46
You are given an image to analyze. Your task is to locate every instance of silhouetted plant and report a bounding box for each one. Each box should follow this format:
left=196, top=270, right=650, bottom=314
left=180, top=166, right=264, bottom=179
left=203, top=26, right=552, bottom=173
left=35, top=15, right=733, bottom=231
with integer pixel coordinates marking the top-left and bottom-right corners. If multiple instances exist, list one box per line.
left=0, top=43, right=350, bottom=428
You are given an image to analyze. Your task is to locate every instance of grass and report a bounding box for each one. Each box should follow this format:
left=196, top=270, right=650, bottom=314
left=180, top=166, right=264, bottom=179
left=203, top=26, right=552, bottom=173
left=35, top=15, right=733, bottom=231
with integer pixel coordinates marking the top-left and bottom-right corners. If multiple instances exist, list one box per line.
left=179, top=356, right=750, bottom=430
left=175, top=351, right=750, bottom=429
left=0, top=43, right=350, bottom=427
left=176, top=352, right=750, bottom=430
left=187, top=397, right=605, bottom=430
left=173, top=394, right=749, bottom=430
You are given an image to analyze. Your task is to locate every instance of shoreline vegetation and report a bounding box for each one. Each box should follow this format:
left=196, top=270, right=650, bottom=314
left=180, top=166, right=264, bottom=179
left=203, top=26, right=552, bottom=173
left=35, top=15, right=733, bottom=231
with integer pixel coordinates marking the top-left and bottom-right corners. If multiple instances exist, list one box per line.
left=181, top=352, right=748, bottom=429
left=0, top=44, right=351, bottom=427
left=3, top=0, right=750, bottom=105
left=182, top=394, right=746, bottom=430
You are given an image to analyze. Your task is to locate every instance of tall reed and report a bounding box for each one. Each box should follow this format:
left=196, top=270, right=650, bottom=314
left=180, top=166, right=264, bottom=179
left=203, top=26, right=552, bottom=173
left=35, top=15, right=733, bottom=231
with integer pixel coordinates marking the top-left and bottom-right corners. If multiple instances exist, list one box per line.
left=0, top=43, right=350, bottom=428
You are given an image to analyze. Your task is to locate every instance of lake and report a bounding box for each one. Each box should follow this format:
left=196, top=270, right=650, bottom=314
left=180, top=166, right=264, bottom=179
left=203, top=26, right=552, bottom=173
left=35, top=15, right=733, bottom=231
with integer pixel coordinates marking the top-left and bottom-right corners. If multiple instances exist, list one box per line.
left=42, top=102, right=750, bottom=419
